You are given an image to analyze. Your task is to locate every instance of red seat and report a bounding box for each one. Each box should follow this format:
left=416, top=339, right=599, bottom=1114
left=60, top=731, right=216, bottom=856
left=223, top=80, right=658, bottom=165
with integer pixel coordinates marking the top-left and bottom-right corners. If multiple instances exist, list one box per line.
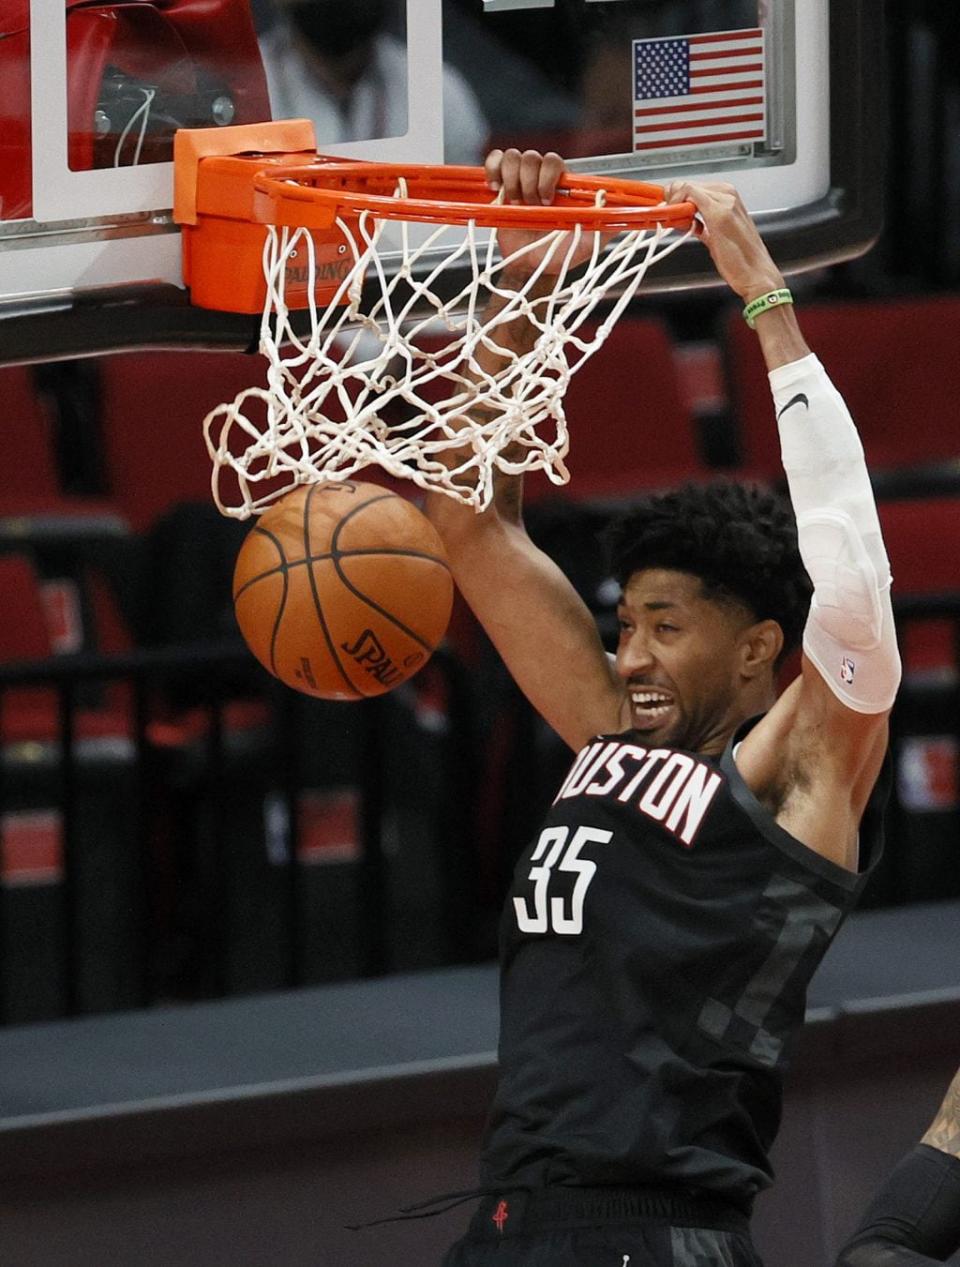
left=0, top=363, right=127, bottom=523
left=0, top=366, right=61, bottom=510
left=0, top=553, right=61, bottom=742
left=0, top=554, right=53, bottom=661
left=879, top=498, right=960, bottom=676
left=723, top=296, right=960, bottom=483
left=98, top=350, right=270, bottom=531
left=527, top=316, right=707, bottom=502
left=0, top=553, right=130, bottom=743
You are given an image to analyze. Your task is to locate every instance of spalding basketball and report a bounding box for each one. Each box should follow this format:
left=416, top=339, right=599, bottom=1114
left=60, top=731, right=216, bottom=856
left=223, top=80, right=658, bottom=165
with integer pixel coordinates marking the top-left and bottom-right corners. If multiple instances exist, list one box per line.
left=233, top=482, right=454, bottom=699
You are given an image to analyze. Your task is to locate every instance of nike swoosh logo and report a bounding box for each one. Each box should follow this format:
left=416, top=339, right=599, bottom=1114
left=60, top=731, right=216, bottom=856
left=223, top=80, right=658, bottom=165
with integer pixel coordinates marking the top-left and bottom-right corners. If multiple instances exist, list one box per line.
left=777, top=392, right=809, bottom=420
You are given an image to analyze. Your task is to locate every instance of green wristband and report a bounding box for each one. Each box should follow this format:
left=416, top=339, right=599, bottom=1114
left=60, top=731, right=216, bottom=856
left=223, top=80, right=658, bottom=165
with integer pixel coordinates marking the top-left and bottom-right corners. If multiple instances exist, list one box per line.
left=742, top=288, right=794, bottom=328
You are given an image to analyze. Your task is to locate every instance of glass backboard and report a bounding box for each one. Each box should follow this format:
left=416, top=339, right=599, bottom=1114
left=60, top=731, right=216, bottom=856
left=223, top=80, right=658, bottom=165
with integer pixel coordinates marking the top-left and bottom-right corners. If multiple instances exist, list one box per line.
left=0, top=0, right=884, bottom=363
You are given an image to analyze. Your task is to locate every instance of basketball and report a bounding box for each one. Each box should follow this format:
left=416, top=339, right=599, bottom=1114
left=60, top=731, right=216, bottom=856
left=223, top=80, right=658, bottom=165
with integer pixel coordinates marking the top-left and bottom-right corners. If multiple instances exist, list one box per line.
left=232, top=481, right=454, bottom=700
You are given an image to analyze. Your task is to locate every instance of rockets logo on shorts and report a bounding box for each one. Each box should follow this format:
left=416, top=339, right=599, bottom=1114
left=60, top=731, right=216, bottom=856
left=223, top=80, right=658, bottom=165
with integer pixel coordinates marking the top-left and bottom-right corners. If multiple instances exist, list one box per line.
left=554, top=740, right=722, bottom=848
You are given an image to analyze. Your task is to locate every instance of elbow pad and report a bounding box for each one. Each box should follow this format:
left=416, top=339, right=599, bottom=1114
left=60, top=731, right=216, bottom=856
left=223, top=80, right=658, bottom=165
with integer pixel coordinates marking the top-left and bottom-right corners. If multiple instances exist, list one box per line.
left=772, top=355, right=901, bottom=714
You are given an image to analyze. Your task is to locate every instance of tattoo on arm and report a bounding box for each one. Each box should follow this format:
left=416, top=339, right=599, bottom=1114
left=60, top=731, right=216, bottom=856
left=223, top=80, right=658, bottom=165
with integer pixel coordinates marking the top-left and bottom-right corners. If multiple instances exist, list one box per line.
left=922, top=1070, right=960, bottom=1158
left=495, top=474, right=524, bottom=525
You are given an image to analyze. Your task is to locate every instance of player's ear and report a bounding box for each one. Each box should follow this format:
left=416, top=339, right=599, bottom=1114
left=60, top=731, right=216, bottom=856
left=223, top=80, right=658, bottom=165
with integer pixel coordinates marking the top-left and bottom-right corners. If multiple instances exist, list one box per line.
left=739, top=619, right=783, bottom=678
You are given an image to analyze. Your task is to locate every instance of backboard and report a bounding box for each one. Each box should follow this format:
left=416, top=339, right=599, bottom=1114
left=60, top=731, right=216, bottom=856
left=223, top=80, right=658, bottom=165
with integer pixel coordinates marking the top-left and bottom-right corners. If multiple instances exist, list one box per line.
left=0, top=0, right=884, bottom=364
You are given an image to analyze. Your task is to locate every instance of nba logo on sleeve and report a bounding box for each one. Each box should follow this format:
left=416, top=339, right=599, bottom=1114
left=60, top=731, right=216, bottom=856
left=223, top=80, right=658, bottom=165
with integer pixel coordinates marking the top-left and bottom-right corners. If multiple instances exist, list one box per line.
left=840, top=656, right=855, bottom=685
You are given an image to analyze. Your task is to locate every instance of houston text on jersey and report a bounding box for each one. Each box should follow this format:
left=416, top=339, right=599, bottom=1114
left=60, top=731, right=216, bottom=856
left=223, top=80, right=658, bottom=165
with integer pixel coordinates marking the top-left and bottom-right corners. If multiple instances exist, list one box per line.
left=554, top=740, right=722, bottom=848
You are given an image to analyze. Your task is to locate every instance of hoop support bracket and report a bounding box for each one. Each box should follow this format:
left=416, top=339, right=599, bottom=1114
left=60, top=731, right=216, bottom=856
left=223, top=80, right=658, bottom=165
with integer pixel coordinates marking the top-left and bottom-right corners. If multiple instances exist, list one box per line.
left=174, top=120, right=361, bottom=313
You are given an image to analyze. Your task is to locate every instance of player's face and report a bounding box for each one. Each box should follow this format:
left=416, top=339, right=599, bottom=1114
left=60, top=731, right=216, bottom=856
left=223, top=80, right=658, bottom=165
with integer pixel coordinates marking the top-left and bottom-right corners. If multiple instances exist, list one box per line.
left=615, top=568, right=757, bottom=755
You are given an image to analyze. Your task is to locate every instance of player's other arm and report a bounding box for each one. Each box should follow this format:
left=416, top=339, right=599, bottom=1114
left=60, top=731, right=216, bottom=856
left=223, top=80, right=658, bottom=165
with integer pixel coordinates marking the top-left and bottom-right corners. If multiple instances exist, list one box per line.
left=426, top=149, right=625, bottom=751
left=753, top=301, right=900, bottom=833
left=664, top=182, right=901, bottom=865
left=923, top=1067, right=960, bottom=1159
left=834, top=1067, right=960, bottom=1266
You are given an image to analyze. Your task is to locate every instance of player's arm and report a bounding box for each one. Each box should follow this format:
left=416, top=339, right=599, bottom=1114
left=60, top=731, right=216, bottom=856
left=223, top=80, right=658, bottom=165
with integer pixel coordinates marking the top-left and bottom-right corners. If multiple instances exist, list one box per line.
left=834, top=1067, right=960, bottom=1266
left=923, top=1066, right=960, bottom=1159
left=664, top=182, right=901, bottom=868
left=426, top=149, right=627, bottom=751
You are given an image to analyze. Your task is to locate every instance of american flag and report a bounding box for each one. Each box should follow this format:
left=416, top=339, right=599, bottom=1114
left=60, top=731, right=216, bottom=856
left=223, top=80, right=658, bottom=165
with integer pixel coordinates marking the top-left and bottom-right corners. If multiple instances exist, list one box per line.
left=632, top=29, right=766, bottom=154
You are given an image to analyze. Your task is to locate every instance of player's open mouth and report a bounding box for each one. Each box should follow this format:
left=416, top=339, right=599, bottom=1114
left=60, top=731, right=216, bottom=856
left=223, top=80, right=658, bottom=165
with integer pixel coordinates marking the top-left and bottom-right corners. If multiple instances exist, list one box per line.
left=630, top=691, right=675, bottom=727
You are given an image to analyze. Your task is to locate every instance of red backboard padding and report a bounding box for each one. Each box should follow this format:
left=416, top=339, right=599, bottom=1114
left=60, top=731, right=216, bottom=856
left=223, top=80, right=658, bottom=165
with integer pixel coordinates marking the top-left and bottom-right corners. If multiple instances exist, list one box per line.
left=0, top=0, right=30, bottom=220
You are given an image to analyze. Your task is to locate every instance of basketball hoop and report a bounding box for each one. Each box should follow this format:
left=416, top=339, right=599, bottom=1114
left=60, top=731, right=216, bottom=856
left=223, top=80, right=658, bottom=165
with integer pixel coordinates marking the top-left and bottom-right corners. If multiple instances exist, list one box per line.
left=174, top=122, right=697, bottom=518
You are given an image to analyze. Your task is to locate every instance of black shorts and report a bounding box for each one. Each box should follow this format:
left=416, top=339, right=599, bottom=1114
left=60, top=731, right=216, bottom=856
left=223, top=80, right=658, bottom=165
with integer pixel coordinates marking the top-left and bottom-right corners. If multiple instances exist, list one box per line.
left=441, top=1186, right=763, bottom=1267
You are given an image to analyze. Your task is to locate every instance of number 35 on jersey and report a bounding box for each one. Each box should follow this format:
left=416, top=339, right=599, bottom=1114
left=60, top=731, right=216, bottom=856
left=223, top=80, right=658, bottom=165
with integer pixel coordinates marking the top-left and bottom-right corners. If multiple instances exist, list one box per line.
left=513, top=825, right=612, bottom=936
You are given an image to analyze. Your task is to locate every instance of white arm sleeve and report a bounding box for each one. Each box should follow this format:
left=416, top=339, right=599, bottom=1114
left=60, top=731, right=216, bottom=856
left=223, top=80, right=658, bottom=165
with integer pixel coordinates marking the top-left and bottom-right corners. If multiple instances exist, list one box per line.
left=771, top=353, right=901, bottom=714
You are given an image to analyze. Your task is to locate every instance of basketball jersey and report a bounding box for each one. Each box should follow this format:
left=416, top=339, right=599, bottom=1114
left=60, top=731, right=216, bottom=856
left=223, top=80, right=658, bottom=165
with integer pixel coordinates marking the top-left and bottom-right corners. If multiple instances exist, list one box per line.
left=480, top=717, right=889, bottom=1206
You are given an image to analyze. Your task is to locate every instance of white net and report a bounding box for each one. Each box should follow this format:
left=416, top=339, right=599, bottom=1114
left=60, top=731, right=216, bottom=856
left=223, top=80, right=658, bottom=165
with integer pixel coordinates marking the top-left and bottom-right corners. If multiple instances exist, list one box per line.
left=203, top=200, right=694, bottom=518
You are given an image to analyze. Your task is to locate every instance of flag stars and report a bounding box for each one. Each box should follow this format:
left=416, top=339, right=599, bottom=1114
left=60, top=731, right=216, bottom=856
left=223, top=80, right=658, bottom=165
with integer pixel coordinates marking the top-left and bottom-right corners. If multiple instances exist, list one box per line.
left=634, top=39, right=690, bottom=99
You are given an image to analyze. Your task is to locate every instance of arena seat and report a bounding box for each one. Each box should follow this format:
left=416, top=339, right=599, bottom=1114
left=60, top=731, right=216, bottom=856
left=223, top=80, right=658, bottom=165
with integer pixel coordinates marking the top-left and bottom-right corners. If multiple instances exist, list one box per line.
left=525, top=316, right=708, bottom=502
left=879, top=500, right=960, bottom=904
left=98, top=350, right=270, bottom=532
left=0, top=554, right=54, bottom=661
left=880, top=497, right=960, bottom=677
left=323, top=317, right=702, bottom=508
left=0, top=362, right=131, bottom=532
left=0, top=361, right=136, bottom=677
left=0, top=552, right=74, bottom=742
left=723, top=296, right=960, bottom=486
left=0, top=553, right=132, bottom=743
left=0, top=366, right=64, bottom=512
left=0, top=552, right=75, bottom=744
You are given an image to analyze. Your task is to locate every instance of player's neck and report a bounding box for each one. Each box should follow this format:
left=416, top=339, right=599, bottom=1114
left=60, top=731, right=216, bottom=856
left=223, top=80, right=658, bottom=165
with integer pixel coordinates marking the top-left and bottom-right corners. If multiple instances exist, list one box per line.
left=697, top=682, right=776, bottom=757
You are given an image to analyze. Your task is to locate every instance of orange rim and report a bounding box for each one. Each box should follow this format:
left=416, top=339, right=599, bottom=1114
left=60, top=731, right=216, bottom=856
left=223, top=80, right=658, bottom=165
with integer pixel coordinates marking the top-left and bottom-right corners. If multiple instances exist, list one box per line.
left=252, top=162, right=696, bottom=233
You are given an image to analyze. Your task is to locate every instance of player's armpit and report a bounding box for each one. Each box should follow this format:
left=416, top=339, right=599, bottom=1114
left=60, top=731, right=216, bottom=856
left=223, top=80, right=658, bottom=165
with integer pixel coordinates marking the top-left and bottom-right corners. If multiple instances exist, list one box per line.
left=795, top=658, right=890, bottom=824
left=736, top=674, right=887, bottom=871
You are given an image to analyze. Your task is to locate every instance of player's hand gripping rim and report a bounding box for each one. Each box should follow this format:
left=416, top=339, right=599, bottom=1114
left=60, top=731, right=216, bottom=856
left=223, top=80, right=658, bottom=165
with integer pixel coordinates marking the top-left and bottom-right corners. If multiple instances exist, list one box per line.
left=661, top=179, right=786, bottom=303
left=485, top=147, right=606, bottom=277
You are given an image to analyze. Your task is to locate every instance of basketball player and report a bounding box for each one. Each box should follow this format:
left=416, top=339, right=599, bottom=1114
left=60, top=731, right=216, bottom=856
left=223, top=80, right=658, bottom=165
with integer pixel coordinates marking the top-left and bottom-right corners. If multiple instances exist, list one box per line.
left=424, top=150, right=901, bottom=1266
left=835, top=1064, right=960, bottom=1265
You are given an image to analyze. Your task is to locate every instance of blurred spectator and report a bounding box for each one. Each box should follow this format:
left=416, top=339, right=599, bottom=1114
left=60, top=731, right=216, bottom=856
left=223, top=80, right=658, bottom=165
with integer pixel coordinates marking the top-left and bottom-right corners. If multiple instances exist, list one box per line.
left=441, top=1, right=579, bottom=141
left=258, top=0, right=489, bottom=164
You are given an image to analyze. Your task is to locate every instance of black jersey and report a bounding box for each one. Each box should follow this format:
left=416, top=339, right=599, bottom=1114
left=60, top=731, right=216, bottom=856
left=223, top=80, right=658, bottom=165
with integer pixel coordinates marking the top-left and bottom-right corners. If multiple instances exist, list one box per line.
left=480, top=718, right=888, bottom=1207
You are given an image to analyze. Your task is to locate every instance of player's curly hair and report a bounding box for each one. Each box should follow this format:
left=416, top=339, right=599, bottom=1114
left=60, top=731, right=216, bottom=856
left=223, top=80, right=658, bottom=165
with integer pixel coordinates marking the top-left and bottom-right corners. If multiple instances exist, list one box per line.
left=604, top=480, right=811, bottom=659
